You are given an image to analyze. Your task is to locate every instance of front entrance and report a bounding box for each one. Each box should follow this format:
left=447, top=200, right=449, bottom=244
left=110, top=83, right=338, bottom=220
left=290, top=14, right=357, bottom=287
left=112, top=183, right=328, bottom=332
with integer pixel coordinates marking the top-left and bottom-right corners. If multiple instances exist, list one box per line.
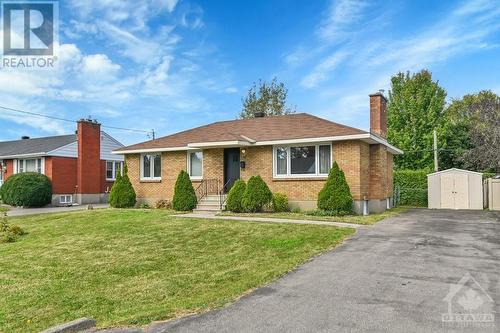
left=224, top=148, right=240, bottom=192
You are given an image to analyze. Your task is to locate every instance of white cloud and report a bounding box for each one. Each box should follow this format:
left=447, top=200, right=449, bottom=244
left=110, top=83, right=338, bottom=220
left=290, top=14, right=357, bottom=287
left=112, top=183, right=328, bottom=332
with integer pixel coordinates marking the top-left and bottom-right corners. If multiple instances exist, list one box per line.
left=301, top=50, right=349, bottom=88
left=317, top=0, right=368, bottom=42
left=225, top=87, right=238, bottom=94
left=82, top=54, right=121, bottom=78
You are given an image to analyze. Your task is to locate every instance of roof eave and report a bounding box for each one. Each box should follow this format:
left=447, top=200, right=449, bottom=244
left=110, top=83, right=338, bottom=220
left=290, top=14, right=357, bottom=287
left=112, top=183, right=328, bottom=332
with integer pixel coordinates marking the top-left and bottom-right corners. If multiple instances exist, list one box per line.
left=0, top=152, right=47, bottom=159
left=114, top=133, right=404, bottom=155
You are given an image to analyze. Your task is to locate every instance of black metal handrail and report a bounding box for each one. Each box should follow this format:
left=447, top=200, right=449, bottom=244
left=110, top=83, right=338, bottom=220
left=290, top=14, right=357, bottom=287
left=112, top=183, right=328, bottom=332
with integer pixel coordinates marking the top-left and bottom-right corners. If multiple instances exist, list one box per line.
left=219, top=179, right=233, bottom=210
left=195, top=179, right=220, bottom=202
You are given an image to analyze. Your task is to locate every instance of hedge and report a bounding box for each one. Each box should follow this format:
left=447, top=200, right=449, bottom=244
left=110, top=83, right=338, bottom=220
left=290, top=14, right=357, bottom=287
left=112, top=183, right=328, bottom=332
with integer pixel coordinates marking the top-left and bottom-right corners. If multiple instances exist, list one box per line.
left=272, top=193, right=289, bottom=212
left=393, top=169, right=428, bottom=207
left=0, top=173, right=52, bottom=207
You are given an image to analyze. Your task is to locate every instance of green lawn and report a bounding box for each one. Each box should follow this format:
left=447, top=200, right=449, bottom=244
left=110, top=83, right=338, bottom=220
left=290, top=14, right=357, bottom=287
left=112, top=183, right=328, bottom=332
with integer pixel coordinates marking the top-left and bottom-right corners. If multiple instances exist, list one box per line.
left=0, top=209, right=354, bottom=332
left=218, top=207, right=408, bottom=225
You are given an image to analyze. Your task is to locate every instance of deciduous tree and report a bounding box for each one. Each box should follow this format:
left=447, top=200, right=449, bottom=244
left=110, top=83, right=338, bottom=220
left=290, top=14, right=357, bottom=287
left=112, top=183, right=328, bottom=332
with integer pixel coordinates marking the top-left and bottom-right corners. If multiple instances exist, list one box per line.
left=240, top=77, right=295, bottom=118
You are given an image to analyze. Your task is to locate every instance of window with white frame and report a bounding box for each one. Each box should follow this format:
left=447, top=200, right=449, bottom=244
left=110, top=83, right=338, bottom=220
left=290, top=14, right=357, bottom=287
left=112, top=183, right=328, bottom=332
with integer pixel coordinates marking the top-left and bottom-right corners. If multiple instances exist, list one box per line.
left=141, top=153, right=161, bottom=180
left=60, top=195, right=72, bottom=205
left=106, top=161, right=123, bottom=181
left=273, top=144, right=332, bottom=177
left=16, top=158, right=44, bottom=174
left=187, top=151, right=203, bottom=179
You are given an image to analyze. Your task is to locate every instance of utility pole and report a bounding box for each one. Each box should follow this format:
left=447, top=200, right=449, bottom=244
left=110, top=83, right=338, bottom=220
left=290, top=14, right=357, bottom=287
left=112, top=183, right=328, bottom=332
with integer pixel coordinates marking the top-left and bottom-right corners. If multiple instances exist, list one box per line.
left=151, top=129, right=156, bottom=140
left=433, top=129, right=438, bottom=172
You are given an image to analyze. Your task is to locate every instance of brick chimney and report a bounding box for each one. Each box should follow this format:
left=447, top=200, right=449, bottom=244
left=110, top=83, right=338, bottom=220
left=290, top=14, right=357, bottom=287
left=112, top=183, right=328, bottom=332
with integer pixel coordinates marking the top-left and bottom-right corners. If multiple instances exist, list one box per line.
left=369, top=92, right=388, bottom=138
left=76, top=119, right=101, bottom=196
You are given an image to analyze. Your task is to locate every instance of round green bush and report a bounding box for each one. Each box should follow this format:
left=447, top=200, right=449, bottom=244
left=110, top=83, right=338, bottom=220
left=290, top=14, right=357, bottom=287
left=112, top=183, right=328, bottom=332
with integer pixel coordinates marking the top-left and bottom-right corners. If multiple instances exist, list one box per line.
left=317, top=162, right=353, bottom=213
left=172, top=170, right=197, bottom=211
left=109, top=164, right=137, bottom=208
left=242, top=175, right=272, bottom=212
left=0, top=172, right=52, bottom=207
left=226, top=179, right=246, bottom=212
left=272, top=193, right=289, bottom=212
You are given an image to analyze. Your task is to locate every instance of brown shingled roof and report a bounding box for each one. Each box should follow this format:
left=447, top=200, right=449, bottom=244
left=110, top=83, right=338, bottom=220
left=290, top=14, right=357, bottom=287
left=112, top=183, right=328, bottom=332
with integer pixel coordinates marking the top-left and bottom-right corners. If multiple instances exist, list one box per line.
left=118, top=113, right=367, bottom=152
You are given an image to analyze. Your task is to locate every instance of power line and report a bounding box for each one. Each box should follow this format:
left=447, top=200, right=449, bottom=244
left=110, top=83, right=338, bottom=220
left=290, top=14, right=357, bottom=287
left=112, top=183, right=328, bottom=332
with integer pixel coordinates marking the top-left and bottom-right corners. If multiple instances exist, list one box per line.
left=0, top=105, right=154, bottom=136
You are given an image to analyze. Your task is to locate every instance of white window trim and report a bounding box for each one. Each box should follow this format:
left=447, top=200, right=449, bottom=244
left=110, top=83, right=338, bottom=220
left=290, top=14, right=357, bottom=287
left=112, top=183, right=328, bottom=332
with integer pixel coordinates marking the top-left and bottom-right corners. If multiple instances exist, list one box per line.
left=273, top=143, right=333, bottom=179
left=59, top=195, right=73, bottom=205
left=14, top=157, right=45, bottom=175
left=140, top=153, right=162, bottom=181
left=187, top=150, right=203, bottom=181
left=106, top=161, right=123, bottom=181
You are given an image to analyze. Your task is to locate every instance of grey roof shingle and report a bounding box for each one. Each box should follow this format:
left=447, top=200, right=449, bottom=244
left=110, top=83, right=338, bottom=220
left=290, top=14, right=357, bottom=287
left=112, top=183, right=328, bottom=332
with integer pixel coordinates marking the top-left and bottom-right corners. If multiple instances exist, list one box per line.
left=0, top=134, right=77, bottom=158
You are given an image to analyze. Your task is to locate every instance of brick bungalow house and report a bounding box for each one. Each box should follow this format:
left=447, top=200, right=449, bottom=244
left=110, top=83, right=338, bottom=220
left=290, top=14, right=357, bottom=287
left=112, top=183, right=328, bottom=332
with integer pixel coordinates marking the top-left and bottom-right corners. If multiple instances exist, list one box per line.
left=0, top=119, right=124, bottom=206
left=114, top=93, right=403, bottom=214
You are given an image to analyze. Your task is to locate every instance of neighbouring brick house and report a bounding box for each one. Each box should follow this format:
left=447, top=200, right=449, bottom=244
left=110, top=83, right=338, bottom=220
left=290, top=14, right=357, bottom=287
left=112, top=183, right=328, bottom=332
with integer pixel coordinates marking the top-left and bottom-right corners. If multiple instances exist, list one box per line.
left=114, top=93, right=403, bottom=214
left=0, top=119, right=124, bottom=206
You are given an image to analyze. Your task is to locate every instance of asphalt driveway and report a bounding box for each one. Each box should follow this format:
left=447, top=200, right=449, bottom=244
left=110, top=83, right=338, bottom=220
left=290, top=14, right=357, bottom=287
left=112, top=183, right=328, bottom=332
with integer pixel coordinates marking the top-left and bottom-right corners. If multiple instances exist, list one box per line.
left=149, top=209, right=500, bottom=333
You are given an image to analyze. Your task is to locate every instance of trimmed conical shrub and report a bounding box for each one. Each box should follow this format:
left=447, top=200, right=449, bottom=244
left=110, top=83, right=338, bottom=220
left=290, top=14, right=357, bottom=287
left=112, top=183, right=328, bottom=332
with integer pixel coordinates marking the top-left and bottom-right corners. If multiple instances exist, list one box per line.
left=242, top=175, right=272, bottom=212
left=172, top=170, right=197, bottom=211
left=109, top=163, right=137, bottom=208
left=226, top=179, right=246, bottom=212
left=317, top=162, right=353, bottom=213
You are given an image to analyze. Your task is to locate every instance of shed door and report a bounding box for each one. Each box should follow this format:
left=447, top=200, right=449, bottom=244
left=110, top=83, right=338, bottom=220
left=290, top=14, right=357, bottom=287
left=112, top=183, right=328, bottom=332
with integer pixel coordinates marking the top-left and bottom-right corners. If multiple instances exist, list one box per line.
left=454, top=173, right=469, bottom=209
left=440, top=172, right=470, bottom=209
left=441, top=174, right=455, bottom=209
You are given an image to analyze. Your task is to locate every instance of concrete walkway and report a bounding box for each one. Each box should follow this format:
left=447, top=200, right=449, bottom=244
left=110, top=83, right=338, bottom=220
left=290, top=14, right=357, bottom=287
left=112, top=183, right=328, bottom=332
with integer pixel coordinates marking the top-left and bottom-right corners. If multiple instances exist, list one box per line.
left=175, top=212, right=364, bottom=229
left=5, top=204, right=109, bottom=217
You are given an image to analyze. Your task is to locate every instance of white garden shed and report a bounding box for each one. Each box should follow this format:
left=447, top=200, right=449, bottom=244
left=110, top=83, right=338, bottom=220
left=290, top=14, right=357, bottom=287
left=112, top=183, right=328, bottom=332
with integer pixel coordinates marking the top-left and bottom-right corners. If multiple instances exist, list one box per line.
left=427, top=168, right=483, bottom=210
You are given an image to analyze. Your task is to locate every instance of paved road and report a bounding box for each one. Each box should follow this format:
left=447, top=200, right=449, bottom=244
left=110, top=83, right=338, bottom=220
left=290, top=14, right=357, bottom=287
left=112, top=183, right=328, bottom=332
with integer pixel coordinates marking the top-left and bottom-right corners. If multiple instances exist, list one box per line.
left=149, top=209, right=500, bottom=333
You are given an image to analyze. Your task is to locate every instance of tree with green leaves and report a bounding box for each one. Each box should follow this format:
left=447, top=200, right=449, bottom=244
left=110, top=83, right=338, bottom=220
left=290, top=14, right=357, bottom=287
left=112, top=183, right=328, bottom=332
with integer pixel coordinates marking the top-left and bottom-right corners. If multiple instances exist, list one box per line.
left=240, top=77, right=295, bottom=118
left=448, top=90, right=500, bottom=172
left=387, top=70, right=448, bottom=170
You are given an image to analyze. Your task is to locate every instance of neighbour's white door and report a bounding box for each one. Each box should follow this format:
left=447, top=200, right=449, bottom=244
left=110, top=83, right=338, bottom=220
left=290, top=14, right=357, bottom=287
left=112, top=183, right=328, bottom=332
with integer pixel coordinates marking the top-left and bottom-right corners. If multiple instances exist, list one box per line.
left=440, top=172, right=469, bottom=209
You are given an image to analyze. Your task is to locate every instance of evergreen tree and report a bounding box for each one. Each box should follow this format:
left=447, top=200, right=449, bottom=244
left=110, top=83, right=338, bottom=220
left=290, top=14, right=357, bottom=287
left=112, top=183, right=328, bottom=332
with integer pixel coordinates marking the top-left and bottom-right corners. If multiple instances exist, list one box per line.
left=172, top=170, right=197, bottom=211
left=317, top=162, right=353, bottom=213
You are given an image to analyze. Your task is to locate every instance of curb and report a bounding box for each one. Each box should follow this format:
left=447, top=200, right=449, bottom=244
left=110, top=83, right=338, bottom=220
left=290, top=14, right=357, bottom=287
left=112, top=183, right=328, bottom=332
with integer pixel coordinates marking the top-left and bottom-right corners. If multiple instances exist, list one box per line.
left=40, top=317, right=96, bottom=333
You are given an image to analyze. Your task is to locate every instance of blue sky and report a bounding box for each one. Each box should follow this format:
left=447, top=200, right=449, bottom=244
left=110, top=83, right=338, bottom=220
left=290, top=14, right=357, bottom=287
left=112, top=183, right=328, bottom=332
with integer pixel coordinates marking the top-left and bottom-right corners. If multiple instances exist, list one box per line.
left=0, top=0, right=499, bottom=145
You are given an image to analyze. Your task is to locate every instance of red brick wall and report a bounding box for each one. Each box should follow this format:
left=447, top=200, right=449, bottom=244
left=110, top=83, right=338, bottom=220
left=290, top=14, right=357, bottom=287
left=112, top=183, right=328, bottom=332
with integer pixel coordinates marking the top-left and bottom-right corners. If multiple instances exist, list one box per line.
left=370, top=94, right=387, bottom=138
left=47, top=157, right=78, bottom=194
left=4, top=160, right=14, bottom=179
left=77, top=120, right=101, bottom=194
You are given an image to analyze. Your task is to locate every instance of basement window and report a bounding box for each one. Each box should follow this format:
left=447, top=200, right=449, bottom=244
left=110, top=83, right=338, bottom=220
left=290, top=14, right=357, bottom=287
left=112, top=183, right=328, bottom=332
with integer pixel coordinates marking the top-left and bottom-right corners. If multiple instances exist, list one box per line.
left=273, top=144, right=332, bottom=178
left=59, top=195, right=72, bottom=205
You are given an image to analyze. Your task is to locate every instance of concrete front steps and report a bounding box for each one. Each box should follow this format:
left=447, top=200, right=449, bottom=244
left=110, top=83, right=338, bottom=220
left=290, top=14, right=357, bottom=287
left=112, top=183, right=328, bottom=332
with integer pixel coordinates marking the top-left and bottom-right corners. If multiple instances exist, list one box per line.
left=193, top=194, right=227, bottom=213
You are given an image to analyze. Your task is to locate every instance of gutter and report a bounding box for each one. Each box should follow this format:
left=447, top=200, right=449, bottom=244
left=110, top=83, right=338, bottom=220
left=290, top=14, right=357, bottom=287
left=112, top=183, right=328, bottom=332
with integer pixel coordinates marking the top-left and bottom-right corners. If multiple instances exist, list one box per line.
left=113, top=133, right=404, bottom=155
